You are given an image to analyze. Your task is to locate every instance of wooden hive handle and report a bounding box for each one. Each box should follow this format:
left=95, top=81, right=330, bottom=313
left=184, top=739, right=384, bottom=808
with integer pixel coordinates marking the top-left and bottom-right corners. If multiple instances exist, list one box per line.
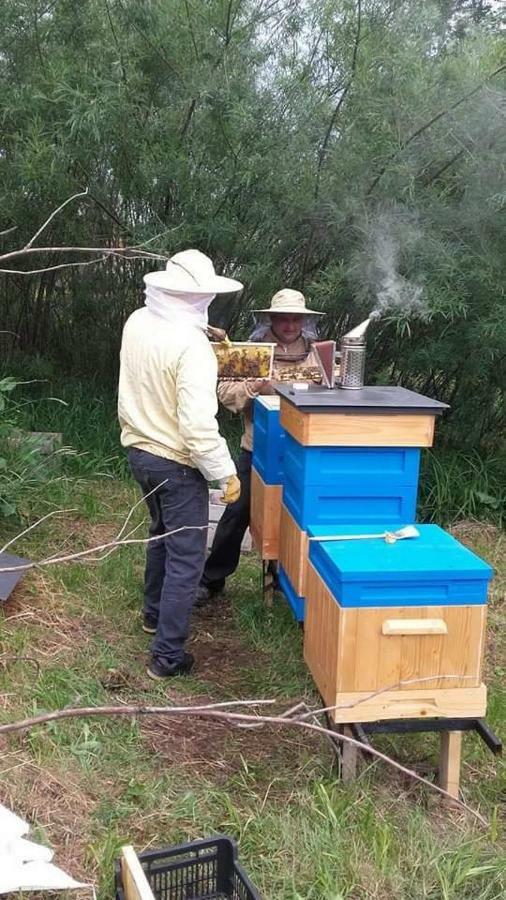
left=382, top=618, right=448, bottom=636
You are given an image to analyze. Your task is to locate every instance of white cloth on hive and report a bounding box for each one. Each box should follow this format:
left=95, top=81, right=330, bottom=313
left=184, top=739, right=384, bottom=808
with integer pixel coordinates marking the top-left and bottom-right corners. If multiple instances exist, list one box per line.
left=0, top=802, right=87, bottom=893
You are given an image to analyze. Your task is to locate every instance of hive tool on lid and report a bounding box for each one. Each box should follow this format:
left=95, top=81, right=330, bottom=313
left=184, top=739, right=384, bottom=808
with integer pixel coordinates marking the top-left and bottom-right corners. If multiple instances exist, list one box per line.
left=308, top=525, right=420, bottom=544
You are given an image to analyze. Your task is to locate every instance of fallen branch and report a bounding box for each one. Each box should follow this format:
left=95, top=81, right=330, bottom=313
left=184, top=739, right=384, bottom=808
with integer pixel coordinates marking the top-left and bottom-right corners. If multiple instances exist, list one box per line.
left=0, top=509, right=78, bottom=556
left=0, top=655, right=41, bottom=675
left=0, top=700, right=488, bottom=826
left=0, top=524, right=208, bottom=573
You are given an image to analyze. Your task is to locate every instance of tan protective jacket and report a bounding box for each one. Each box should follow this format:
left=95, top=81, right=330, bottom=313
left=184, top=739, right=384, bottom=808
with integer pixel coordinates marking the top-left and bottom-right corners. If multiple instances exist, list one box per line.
left=217, top=332, right=319, bottom=452
left=118, top=308, right=235, bottom=481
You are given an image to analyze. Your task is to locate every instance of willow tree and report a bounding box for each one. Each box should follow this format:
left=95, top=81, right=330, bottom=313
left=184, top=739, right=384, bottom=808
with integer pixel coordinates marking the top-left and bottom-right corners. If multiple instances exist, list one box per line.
left=0, top=0, right=504, bottom=448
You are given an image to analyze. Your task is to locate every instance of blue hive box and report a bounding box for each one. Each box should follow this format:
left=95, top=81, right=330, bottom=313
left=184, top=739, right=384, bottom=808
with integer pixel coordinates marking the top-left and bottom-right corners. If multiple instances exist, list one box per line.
left=278, top=566, right=304, bottom=622
left=284, top=478, right=418, bottom=528
left=284, top=435, right=421, bottom=485
left=283, top=434, right=420, bottom=528
left=252, top=396, right=285, bottom=485
left=308, top=524, right=493, bottom=608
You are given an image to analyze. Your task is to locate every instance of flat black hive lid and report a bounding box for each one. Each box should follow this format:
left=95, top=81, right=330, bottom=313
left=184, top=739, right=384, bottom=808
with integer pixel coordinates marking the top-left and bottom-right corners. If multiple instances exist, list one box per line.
left=275, top=383, right=449, bottom=414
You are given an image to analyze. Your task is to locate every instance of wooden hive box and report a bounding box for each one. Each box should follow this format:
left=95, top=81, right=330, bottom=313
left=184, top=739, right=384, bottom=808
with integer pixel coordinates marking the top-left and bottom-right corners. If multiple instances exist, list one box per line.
left=303, top=525, right=492, bottom=723
left=278, top=504, right=308, bottom=596
left=276, top=384, right=448, bottom=449
left=250, top=467, right=282, bottom=560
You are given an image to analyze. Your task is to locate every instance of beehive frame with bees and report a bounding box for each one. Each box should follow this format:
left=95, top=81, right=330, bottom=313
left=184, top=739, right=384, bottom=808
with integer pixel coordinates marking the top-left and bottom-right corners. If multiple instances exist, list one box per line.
left=212, top=342, right=276, bottom=380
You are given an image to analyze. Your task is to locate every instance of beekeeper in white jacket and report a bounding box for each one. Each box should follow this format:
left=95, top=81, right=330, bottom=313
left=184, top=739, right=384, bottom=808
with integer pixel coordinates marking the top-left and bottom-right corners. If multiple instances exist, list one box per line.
left=118, top=249, right=242, bottom=680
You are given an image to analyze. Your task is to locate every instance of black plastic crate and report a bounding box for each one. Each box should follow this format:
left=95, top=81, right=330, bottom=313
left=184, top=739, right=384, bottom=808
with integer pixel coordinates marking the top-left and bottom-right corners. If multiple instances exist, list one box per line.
left=115, top=835, right=261, bottom=900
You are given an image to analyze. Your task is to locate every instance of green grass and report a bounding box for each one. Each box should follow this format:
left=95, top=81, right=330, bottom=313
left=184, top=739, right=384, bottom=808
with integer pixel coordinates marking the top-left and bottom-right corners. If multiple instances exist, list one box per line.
left=0, top=478, right=504, bottom=898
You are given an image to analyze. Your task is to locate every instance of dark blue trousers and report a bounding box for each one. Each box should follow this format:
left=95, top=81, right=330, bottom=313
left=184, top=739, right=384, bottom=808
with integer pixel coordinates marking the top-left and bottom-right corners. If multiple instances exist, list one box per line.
left=128, top=448, right=208, bottom=663
left=201, top=450, right=252, bottom=591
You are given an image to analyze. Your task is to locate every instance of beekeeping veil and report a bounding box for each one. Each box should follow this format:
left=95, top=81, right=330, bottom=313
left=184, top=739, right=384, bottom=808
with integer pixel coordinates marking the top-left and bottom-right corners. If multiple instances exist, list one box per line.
left=143, top=249, right=243, bottom=329
left=249, top=289, right=323, bottom=342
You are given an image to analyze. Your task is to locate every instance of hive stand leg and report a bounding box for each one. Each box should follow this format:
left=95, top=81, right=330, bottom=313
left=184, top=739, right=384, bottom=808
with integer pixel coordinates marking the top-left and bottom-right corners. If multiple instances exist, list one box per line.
left=439, top=731, right=462, bottom=799
left=339, top=725, right=359, bottom=782
left=262, top=559, right=275, bottom=607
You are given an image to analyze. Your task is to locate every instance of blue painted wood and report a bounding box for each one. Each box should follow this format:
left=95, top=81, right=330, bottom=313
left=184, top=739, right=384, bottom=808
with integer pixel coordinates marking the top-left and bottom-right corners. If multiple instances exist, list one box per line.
left=284, top=434, right=421, bottom=486
left=307, top=524, right=493, bottom=608
left=278, top=566, right=305, bottom=621
left=252, top=397, right=285, bottom=485
left=283, top=476, right=418, bottom=528
left=282, top=433, right=420, bottom=527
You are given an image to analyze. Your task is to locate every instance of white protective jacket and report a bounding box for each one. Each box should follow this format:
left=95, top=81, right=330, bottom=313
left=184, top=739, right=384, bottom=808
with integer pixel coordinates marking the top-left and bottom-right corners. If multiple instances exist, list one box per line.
left=118, top=307, right=236, bottom=482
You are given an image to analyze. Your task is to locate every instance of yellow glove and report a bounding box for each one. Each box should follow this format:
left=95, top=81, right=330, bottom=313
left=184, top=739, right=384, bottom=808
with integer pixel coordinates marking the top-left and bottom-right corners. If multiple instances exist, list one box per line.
left=220, top=474, right=241, bottom=504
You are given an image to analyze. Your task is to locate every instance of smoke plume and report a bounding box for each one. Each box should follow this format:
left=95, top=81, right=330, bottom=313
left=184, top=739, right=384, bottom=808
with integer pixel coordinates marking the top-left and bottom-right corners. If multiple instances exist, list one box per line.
left=353, top=206, right=428, bottom=320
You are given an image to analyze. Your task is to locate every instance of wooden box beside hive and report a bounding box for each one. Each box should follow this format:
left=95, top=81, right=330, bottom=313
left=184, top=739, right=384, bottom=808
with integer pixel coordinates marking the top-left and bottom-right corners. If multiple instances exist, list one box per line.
left=303, top=524, right=492, bottom=723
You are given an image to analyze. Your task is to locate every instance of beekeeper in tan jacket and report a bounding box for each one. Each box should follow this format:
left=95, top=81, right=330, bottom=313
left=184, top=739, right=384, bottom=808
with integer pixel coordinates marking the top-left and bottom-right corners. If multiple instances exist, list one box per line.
left=118, top=249, right=243, bottom=680
left=196, top=289, right=324, bottom=605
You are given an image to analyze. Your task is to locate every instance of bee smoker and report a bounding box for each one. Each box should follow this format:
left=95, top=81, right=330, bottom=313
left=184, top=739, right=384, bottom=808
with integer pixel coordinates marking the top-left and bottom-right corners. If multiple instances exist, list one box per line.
left=339, top=318, right=371, bottom=390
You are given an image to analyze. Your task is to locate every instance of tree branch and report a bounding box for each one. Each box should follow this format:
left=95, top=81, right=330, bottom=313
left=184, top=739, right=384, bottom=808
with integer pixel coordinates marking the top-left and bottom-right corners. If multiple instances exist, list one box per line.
left=0, top=525, right=209, bottom=573
left=366, top=62, right=506, bottom=197
left=314, top=0, right=362, bottom=201
left=24, top=189, right=89, bottom=250
left=0, top=257, right=110, bottom=276
left=0, top=700, right=488, bottom=825
left=0, top=509, right=77, bottom=556
left=184, top=0, right=200, bottom=60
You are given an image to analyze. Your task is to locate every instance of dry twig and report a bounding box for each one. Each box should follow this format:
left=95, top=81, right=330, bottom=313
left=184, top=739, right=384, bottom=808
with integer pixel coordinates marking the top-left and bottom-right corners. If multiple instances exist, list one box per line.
left=0, top=525, right=208, bottom=573
left=0, top=188, right=170, bottom=277
left=0, top=700, right=488, bottom=826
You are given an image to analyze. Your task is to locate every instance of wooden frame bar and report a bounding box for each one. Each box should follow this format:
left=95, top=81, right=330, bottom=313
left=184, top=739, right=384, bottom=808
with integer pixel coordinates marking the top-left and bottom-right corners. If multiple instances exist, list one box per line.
left=120, top=846, right=155, bottom=900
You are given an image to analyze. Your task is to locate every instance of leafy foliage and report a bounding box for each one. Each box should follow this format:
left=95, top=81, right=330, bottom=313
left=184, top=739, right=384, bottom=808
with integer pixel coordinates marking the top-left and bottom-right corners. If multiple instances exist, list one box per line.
left=0, top=0, right=505, bottom=451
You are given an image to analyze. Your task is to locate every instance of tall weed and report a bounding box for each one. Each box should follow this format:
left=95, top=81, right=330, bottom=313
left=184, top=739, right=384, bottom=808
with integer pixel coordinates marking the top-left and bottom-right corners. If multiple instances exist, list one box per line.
left=419, top=450, right=506, bottom=527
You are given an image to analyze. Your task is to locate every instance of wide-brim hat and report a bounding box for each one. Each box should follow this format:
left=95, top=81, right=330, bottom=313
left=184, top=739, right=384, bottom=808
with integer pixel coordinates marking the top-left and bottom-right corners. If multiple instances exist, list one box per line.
left=144, top=249, right=243, bottom=295
left=256, top=288, right=324, bottom=315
